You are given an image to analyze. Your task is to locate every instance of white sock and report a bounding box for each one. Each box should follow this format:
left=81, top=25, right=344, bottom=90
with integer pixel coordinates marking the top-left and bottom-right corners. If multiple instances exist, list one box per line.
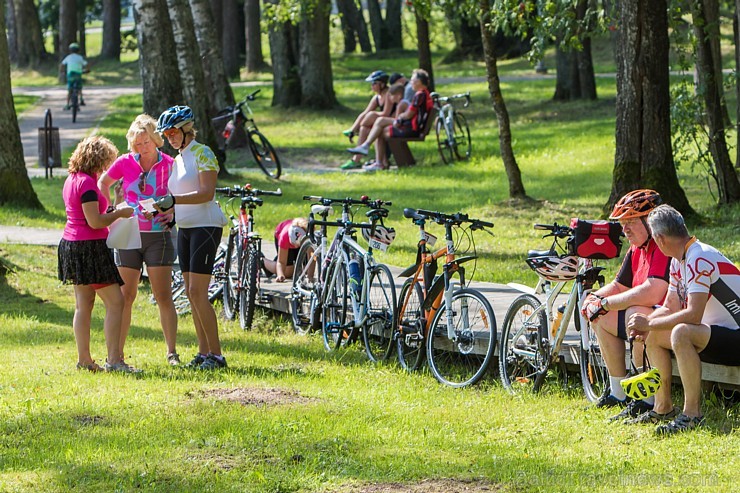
left=609, top=376, right=627, bottom=400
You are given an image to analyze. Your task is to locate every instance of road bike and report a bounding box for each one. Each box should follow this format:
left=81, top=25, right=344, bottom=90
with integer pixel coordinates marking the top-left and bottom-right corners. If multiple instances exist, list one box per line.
left=499, top=222, right=611, bottom=401
left=216, top=184, right=282, bottom=329
left=212, top=89, right=282, bottom=179
left=431, top=92, right=471, bottom=165
left=395, top=208, right=496, bottom=387
left=290, top=195, right=396, bottom=362
left=170, top=242, right=228, bottom=316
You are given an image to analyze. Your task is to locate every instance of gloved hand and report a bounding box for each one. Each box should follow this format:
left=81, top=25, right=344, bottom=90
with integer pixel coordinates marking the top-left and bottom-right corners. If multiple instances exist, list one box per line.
left=154, top=194, right=175, bottom=212
left=581, top=295, right=608, bottom=322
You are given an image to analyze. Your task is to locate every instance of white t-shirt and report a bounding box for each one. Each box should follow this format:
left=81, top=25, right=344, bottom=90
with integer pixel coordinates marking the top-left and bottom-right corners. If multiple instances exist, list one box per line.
left=168, top=140, right=227, bottom=229
left=669, top=238, right=740, bottom=329
left=61, top=53, right=87, bottom=75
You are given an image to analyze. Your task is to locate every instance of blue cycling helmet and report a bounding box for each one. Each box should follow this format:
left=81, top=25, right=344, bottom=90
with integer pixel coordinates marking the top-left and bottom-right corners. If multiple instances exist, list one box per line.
left=156, top=105, right=194, bottom=133
left=365, top=70, right=389, bottom=84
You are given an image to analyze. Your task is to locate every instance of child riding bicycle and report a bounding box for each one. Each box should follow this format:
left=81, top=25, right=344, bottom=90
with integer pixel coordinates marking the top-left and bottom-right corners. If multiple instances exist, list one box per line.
left=61, top=42, right=88, bottom=110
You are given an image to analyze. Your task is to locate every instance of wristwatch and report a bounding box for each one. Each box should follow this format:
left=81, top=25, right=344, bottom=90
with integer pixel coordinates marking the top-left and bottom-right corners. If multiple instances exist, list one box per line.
left=601, top=297, right=610, bottom=311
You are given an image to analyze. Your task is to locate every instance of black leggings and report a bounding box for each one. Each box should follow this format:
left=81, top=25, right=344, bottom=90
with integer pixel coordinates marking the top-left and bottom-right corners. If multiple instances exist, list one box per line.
left=178, top=227, right=222, bottom=275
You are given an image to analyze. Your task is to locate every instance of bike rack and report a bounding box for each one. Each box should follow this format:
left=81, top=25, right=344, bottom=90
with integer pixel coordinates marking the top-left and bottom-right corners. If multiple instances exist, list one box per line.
left=37, top=109, right=61, bottom=179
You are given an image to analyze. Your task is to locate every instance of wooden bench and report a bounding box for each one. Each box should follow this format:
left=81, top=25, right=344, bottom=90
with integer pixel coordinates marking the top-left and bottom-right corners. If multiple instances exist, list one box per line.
left=387, top=107, right=437, bottom=167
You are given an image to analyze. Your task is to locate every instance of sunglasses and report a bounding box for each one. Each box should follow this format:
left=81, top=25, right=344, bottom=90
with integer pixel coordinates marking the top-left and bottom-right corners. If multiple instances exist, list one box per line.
left=138, top=171, right=149, bottom=194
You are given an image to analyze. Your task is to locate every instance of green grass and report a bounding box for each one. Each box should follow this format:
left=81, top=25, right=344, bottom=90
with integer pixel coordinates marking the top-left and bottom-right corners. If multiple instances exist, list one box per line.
left=1, top=242, right=739, bottom=492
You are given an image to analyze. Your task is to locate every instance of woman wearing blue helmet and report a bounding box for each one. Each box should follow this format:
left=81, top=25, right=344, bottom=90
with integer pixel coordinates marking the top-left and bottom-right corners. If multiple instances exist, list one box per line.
left=340, top=70, right=392, bottom=169
left=154, top=105, right=229, bottom=370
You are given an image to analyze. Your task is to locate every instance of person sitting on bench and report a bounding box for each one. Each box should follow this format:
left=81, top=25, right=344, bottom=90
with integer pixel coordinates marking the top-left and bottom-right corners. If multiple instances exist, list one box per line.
left=348, top=69, right=433, bottom=171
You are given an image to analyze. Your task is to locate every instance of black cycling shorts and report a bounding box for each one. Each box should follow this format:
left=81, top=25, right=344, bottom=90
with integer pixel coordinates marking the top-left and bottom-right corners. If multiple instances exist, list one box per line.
left=699, top=326, right=740, bottom=366
left=178, top=227, right=222, bottom=275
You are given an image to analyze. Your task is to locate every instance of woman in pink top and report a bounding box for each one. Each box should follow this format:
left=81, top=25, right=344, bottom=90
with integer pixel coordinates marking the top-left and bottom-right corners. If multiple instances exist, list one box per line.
left=263, top=218, right=308, bottom=282
left=58, top=136, right=136, bottom=373
left=98, top=114, right=180, bottom=366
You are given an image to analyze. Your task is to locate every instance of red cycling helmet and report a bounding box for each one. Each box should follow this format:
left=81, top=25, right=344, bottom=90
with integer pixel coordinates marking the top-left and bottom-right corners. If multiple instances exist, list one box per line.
left=609, top=189, right=662, bottom=220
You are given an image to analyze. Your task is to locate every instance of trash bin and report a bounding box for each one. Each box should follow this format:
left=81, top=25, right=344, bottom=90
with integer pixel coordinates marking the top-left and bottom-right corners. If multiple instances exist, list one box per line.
left=38, top=109, right=61, bottom=178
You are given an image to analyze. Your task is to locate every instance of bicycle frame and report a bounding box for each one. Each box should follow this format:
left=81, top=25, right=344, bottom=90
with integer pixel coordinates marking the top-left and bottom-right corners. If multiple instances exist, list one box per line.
left=434, top=92, right=470, bottom=148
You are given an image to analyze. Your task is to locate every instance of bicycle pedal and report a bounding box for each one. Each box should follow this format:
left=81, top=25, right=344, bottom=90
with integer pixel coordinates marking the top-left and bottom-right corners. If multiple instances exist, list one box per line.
left=404, top=333, right=422, bottom=347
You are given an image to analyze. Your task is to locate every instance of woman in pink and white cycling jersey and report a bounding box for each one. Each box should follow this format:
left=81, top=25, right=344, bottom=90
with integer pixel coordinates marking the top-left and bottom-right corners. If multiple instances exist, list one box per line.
left=99, top=114, right=180, bottom=366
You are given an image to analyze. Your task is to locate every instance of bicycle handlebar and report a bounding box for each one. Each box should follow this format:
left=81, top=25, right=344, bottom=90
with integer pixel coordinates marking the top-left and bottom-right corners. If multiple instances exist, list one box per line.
left=303, top=195, right=391, bottom=209
left=534, top=222, right=572, bottom=239
left=410, top=208, right=493, bottom=229
left=216, top=184, right=282, bottom=198
left=431, top=91, right=471, bottom=108
left=309, top=217, right=375, bottom=230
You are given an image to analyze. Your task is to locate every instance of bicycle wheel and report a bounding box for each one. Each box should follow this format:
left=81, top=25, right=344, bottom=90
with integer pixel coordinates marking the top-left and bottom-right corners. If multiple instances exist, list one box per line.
left=222, top=232, right=239, bottom=320
left=426, top=288, right=496, bottom=387
left=71, top=89, right=79, bottom=123
left=499, top=294, right=549, bottom=393
left=396, top=278, right=426, bottom=371
left=248, top=130, right=282, bottom=179
left=362, top=264, right=397, bottom=363
left=238, top=242, right=259, bottom=330
left=452, top=112, right=471, bottom=161
left=435, top=118, right=454, bottom=164
left=578, top=313, right=610, bottom=402
left=322, top=261, right=353, bottom=351
left=291, top=240, right=320, bottom=335
left=171, top=269, right=190, bottom=315
left=209, top=244, right=226, bottom=303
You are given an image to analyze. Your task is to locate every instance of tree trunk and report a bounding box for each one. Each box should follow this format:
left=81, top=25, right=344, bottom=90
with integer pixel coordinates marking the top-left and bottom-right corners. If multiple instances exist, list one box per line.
left=220, top=0, right=240, bottom=78
left=245, top=0, right=266, bottom=72
left=14, top=0, right=46, bottom=67
left=6, top=0, right=18, bottom=62
left=367, top=0, right=383, bottom=51
left=101, top=0, right=121, bottom=60
left=609, top=0, right=693, bottom=215
left=553, top=45, right=572, bottom=101
left=298, top=0, right=336, bottom=108
left=132, top=0, right=183, bottom=118
left=703, top=0, right=731, bottom=127
left=479, top=0, right=527, bottom=199
left=385, top=0, right=402, bottom=49
left=336, top=0, right=357, bottom=53
left=574, top=0, right=596, bottom=100
left=59, top=0, right=77, bottom=59
left=735, top=0, right=740, bottom=170
left=0, top=5, right=41, bottom=209
left=415, top=8, right=434, bottom=92
left=166, top=0, right=226, bottom=173
left=268, top=14, right=301, bottom=107
left=189, top=0, right=235, bottom=116
left=78, top=8, right=87, bottom=55
left=692, top=0, right=740, bottom=204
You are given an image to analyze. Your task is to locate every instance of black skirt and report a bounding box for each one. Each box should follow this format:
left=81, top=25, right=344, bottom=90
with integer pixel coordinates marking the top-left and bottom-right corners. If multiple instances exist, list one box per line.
left=58, top=238, right=124, bottom=286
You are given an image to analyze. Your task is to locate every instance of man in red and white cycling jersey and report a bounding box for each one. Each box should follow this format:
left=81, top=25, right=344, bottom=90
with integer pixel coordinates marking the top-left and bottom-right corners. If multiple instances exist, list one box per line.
left=628, top=205, right=740, bottom=435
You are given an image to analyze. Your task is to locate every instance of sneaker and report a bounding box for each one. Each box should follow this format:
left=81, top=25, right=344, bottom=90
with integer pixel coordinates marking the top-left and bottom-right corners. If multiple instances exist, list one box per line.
left=104, top=360, right=142, bottom=374
left=342, top=129, right=354, bottom=137
left=625, top=407, right=680, bottom=425
left=340, top=159, right=362, bottom=170
left=655, top=413, right=705, bottom=436
left=199, top=353, right=228, bottom=370
left=609, top=399, right=653, bottom=421
left=167, top=352, right=181, bottom=366
left=347, top=145, right=369, bottom=155
left=595, top=393, right=629, bottom=409
left=76, top=361, right=103, bottom=372
left=186, top=353, right=207, bottom=368
left=363, top=162, right=387, bottom=172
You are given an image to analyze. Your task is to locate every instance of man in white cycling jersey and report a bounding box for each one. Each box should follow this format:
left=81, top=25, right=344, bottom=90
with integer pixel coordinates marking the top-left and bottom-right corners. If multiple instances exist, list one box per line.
left=628, top=205, right=740, bottom=435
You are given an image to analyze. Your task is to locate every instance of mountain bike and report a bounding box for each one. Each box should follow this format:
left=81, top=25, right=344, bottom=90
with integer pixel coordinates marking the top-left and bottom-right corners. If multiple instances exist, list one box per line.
left=431, top=92, right=471, bottom=164
left=170, top=242, right=228, bottom=316
left=291, top=195, right=396, bottom=361
left=499, top=222, right=611, bottom=401
left=68, top=74, right=83, bottom=123
left=212, top=89, right=282, bottom=179
left=216, top=184, right=282, bottom=329
left=395, top=208, right=496, bottom=388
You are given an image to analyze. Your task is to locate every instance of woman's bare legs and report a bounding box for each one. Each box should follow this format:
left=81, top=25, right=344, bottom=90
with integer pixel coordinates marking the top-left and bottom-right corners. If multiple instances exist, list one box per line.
left=148, top=265, right=178, bottom=355
left=184, top=271, right=221, bottom=355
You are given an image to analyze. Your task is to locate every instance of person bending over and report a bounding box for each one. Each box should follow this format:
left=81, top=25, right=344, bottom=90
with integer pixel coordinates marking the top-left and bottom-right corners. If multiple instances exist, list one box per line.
left=263, top=218, right=308, bottom=282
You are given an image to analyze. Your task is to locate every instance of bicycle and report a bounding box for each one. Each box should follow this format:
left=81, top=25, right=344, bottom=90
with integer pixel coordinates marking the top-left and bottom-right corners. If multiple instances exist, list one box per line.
left=395, top=208, right=496, bottom=388
left=170, top=242, right=228, bottom=316
left=498, top=222, right=612, bottom=401
left=290, top=195, right=397, bottom=362
left=216, top=184, right=282, bottom=330
left=431, top=92, right=471, bottom=165
left=212, top=89, right=282, bottom=179
left=68, top=73, right=84, bottom=123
